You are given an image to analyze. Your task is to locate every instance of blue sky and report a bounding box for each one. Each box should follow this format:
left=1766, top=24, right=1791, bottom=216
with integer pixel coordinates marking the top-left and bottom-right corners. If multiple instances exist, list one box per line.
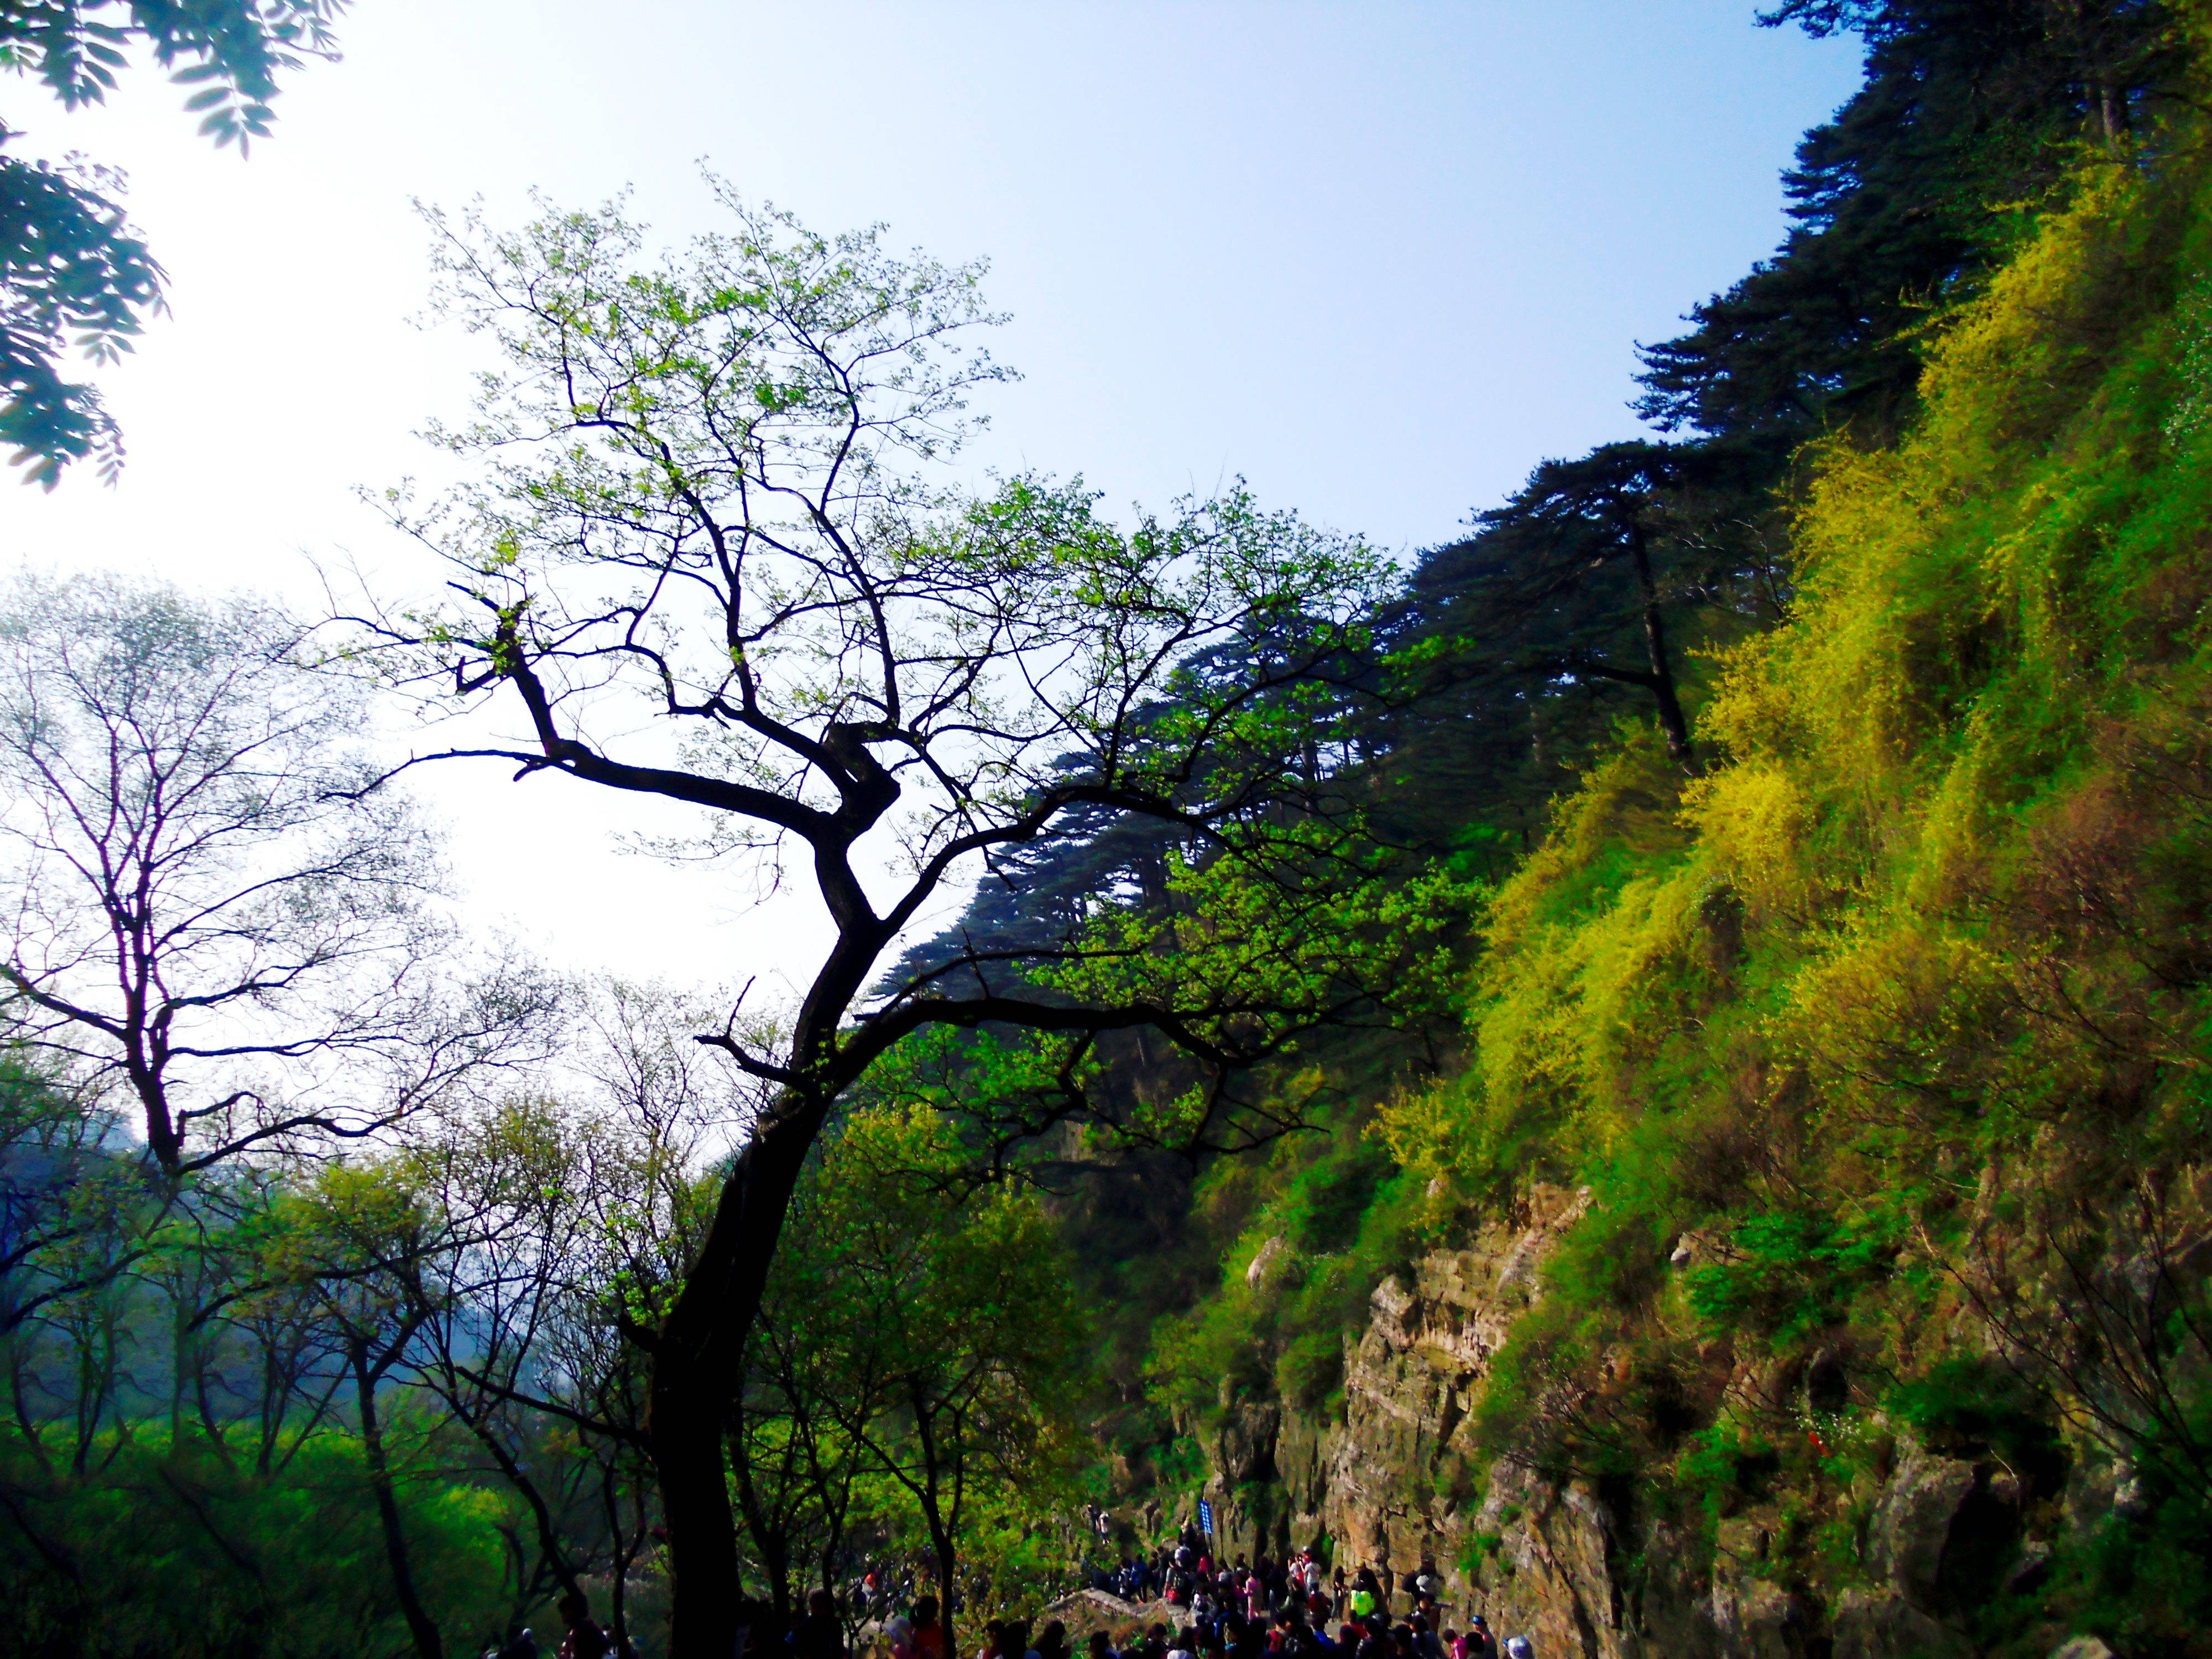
left=4, top=1, right=1862, bottom=985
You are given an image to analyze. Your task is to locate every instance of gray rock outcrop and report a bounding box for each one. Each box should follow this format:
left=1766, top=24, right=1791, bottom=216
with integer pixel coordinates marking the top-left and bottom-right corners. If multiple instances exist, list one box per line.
left=1181, top=1183, right=2050, bottom=1659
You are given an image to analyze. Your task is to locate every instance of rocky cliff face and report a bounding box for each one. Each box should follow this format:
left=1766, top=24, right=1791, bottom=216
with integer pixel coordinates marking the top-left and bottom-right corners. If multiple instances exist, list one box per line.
left=1181, top=1186, right=2097, bottom=1659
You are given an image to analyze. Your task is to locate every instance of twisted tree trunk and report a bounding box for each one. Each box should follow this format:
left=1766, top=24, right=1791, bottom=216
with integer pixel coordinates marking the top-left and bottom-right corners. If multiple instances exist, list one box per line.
left=650, top=1097, right=828, bottom=1659
left=354, top=1343, right=443, bottom=1659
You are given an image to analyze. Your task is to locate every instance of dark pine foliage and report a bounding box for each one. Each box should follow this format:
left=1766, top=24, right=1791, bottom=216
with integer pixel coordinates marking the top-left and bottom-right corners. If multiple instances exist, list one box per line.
left=1639, top=0, right=2181, bottom=447
left=1386, top=0, right=2185, bottom=788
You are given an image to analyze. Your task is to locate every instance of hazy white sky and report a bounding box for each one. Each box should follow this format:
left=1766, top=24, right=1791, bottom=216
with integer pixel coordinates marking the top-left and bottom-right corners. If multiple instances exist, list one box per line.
left=4, top=2, right=1859, bottom=998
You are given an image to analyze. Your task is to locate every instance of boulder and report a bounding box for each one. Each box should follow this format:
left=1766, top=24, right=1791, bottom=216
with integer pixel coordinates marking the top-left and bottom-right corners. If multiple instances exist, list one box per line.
left=2006, top=1539, right=2053, bottom=1595
left=1036, top=1590, right=1160, bottom=1645
left=1710, top=1571, right=1803, bottom=1659
left=1830, top=1588, right=1969, bottom=1659
left=1246, top=1235, right=1292, bottom=1290
left=1867, top=1447, right=1975, bottom=1603
left=1207, top=1403, right=1280, bottom=1484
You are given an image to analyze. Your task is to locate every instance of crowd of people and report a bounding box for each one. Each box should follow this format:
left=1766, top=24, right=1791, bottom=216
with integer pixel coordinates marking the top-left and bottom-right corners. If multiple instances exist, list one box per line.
left=476, top=1538, right=1538, bottom=1659
left=879, top=1541, right=1533, bottom=1659
left=482, top=1590, right=619, bottom=1659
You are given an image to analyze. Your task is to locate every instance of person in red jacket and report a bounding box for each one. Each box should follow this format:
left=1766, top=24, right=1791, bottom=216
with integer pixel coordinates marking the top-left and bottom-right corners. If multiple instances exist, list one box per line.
left=912, top=1597, right=949, bottom=1659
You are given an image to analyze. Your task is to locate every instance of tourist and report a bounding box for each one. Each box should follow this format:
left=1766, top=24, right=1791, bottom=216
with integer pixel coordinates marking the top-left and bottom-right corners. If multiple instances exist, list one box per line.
left=556, top=1594, right=610, bottom=1659
left=912, top=1598, right=948, bottom=1659
left=791, top=1590, right=845, bottom=1659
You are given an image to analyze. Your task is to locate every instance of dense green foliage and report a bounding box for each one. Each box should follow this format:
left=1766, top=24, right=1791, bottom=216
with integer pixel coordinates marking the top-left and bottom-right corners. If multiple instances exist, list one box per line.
left=2, top=1429, right=526, bottom=1658
left=745, top=1105, right=1095, bottom=1636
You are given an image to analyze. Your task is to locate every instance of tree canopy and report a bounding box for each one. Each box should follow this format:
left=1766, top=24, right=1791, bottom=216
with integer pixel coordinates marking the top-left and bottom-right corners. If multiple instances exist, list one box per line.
left=342, top=184, right=1411, bottom=1659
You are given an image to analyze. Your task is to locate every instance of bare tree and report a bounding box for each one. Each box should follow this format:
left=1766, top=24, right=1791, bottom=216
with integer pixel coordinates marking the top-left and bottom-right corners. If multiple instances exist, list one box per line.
left=402, top=1096, right=610, bottom=1614
left=397, top=984, right=749, bottom=1650
left=281, top=1159, right=452, bottom=1659
left=343, top=185, right=1398, bottom=1657
left=0, top=573, right=549, bottom=1176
